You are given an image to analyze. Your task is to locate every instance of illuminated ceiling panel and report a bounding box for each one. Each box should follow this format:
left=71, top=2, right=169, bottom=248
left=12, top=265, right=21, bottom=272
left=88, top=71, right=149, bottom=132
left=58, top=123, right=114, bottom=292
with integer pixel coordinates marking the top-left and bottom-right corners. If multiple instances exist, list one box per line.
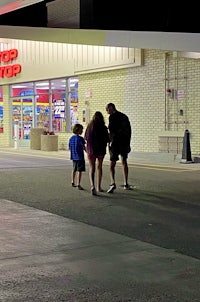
left=0, top=0, right=44, bottom=15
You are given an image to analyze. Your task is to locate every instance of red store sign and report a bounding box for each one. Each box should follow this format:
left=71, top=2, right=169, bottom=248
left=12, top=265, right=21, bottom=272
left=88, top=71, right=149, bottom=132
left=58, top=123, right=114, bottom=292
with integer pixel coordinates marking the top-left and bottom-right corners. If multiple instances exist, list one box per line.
left=0, top=49, right=21, bottom=78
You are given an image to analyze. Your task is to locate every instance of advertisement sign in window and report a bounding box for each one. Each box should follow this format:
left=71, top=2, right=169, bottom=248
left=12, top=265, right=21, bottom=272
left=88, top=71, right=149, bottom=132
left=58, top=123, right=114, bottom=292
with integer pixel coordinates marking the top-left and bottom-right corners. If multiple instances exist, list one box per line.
left=53, top=99, right=65, bottom=118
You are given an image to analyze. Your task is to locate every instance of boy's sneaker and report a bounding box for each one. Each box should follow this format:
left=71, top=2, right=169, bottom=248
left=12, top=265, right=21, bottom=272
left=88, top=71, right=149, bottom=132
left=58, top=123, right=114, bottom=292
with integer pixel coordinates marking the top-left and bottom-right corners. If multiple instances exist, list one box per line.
left=107, top=183, right=116, bottom=193
left=71, top=182, right=76, bottom=187
left=77, top=185, right=84, bottom=190
left=123, top=184, right=133, bottom=190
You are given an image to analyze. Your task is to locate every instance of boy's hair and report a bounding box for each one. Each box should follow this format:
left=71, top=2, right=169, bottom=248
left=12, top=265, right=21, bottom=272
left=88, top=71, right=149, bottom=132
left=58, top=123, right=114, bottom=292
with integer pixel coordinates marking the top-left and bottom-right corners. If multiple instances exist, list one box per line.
left=72, top=123, right=83, bottom=134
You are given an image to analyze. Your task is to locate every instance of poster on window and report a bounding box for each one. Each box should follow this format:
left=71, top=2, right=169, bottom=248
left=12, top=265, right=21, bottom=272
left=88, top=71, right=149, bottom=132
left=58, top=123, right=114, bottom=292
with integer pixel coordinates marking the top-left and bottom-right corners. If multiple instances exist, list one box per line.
left=53, top=99, right=65, bottom=118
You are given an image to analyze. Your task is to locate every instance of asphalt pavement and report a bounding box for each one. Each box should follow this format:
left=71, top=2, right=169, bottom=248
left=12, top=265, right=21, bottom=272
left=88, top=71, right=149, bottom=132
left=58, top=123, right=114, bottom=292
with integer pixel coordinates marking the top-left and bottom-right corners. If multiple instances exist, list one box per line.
left=0, top=148, right=200, bottom=302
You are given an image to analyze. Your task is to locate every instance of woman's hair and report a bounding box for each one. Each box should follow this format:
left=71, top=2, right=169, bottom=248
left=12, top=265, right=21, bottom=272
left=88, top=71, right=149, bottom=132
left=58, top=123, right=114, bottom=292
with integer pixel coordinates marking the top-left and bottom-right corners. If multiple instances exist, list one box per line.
left=72, top=123, right=83, bottom=134
left=92, top=111, right=105, bottom=124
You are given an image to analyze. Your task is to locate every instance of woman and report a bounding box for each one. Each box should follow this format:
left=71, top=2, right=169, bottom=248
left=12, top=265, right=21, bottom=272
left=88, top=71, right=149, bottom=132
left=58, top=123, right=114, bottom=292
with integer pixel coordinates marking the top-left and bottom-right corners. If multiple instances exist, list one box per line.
left=84, top=111, right=109, bottom=195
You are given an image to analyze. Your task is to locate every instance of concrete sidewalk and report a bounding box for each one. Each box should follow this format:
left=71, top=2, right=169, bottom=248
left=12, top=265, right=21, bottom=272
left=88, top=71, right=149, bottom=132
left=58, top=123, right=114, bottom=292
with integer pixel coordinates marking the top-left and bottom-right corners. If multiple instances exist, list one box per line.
left=1, top=147, right=200, bottom=168
left=0, top=199, right=199, bottom=302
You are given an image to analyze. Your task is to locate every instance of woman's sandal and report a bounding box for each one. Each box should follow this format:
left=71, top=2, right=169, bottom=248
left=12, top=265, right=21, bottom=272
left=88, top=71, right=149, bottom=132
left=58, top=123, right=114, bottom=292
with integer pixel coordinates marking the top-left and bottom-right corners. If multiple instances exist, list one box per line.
left=91, top=187, right=97, bottom=196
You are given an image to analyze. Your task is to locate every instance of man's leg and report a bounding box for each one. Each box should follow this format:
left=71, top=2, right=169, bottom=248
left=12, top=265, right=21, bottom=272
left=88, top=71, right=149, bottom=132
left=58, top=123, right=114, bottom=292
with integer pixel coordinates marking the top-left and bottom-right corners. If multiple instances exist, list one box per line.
left=110, top=160, right=116, bottom=184
left=121, top=153, right=132, bottom=190
left=121, top=159, right=128, bottom=186
left=107, top=160, right=117, bottom=193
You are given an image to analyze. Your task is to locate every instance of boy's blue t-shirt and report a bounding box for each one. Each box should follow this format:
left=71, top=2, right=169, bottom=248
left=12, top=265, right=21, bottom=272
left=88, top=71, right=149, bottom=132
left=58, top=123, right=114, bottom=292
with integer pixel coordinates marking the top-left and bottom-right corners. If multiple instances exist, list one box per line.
left=69, top=135, right=85, bottom=160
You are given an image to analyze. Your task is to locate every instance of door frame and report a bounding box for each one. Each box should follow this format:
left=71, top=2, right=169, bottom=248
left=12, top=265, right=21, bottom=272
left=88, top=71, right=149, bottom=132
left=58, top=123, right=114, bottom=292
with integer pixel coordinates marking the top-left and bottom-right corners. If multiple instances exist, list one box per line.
left=11, top=95, right=36, bottom=147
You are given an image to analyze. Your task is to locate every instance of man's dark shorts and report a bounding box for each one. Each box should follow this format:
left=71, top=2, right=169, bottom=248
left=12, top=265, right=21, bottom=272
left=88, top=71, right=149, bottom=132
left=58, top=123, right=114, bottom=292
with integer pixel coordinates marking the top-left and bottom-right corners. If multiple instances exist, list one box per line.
left=73, top=160, right=86, bottom=172
left=109, top=144, right=130, bottom=162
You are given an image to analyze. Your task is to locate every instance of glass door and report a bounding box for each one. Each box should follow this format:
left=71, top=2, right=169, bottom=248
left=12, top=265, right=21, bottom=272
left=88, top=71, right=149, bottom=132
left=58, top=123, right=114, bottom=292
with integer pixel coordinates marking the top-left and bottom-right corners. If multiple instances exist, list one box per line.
left=12, top=97, right=34, bottom=147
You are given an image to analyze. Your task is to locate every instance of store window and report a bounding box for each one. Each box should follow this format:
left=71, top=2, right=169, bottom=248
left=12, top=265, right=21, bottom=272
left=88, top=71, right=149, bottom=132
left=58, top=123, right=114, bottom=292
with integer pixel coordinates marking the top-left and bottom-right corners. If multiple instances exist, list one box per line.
left=0, top=86, right=3, bottom=133
left=69, top=78, right=79, bottom=128
left=51, top=78, right=67, bottom=132
left=10, top=82, right=34, bottom=139
left=10, top=77, right=78, bottom=141
left=35, top=80, right=50, bottom=130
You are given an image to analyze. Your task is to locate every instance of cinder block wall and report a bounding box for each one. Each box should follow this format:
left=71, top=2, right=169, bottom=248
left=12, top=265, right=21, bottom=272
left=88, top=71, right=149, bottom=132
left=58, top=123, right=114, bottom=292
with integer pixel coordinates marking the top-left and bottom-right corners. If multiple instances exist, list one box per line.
left=75, top=49, right=200, bottom=155
left=4, top=48, right=198, bottom=155
left=76, top=49, right=169, bottom=153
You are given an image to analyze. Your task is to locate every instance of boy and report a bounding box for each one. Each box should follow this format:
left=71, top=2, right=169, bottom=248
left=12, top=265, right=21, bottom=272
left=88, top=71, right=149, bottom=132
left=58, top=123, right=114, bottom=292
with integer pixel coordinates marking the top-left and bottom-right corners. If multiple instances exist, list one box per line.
left=68, top=123, right=86, bottom=190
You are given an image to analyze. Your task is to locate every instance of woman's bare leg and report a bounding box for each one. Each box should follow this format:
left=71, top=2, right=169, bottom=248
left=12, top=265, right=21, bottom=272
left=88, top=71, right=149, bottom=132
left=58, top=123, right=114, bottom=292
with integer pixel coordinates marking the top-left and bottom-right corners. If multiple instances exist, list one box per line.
left=97, top=157, right=104, bottom=191
left=88, top=157, right=97, bottom=195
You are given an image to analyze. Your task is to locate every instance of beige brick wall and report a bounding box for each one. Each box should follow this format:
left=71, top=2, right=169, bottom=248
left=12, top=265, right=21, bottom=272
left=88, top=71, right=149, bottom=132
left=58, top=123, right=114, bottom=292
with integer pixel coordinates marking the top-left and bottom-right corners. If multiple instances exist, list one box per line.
left=75, top=50, right=165, bottom=153
left=75, top=49, right=200, bottom=155
left=58, top=132, right=71, bottom=150
left=78, top=70, right=126, bottom=126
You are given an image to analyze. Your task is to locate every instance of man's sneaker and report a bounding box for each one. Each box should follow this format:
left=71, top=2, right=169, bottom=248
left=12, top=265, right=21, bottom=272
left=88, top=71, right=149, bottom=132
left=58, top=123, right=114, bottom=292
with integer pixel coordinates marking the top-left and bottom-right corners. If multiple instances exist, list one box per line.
left=107, top=183, right=116, bottom=193
left=123, top=184, right=133, bottom=190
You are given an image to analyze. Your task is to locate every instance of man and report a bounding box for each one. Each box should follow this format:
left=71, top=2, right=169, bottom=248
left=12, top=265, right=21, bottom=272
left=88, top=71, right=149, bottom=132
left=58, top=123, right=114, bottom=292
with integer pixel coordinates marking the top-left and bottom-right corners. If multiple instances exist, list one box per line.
left=106, top=103, right=132, bottom=193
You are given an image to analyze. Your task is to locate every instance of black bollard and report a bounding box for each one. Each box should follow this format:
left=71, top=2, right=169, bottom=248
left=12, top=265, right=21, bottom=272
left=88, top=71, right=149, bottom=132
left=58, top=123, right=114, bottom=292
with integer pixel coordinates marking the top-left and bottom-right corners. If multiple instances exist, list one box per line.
left=180, top=129, right=193, bottom=163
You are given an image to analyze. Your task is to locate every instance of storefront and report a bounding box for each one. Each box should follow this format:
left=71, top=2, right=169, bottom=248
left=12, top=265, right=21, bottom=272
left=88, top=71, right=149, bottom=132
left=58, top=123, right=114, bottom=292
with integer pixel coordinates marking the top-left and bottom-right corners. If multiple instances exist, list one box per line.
left=0, top=39, right=140, bottom=149
left=9, top=77, right=78, bottom=146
